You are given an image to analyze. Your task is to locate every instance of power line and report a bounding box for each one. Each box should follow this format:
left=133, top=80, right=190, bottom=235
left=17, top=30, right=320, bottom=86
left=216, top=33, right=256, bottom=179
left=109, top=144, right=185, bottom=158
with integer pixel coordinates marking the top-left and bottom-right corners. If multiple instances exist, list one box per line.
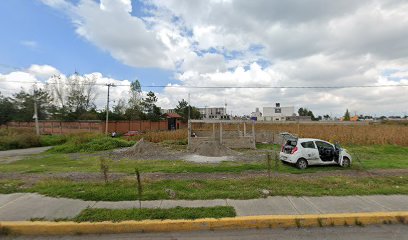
left=1, top=79, right=408, bottom=89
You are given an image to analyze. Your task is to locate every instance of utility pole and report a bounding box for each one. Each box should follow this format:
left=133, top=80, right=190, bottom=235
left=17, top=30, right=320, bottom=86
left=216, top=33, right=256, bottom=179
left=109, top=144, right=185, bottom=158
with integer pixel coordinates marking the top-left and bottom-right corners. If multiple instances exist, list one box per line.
left=33, top=84, right=40, bottom=136
left=105, top=83, right=115, bottom=135
left=188, top=93, right=191, bottom=120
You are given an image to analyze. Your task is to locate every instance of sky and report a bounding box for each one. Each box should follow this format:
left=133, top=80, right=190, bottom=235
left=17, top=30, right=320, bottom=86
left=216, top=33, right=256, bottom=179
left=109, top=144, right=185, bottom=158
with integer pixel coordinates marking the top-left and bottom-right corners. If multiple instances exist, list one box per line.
left=0, top=0, right=408, bottom=117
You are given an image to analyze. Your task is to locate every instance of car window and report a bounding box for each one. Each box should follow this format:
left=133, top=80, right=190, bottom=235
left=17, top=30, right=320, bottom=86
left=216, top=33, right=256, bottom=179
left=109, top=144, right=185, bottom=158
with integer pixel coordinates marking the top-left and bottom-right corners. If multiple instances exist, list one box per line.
left=286, top=140, right=297, bottom=146
left=301, top=141, right=315, bottom=149
left=315, top=141, right=333, bottom=149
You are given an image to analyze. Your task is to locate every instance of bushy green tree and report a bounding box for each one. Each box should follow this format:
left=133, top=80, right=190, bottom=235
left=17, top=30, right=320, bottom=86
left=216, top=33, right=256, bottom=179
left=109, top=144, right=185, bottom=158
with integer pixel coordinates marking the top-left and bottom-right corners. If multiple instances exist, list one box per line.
left=0, top=92, right=15, bottom=124
left=141, top=91, right=161, bottom=121
left=12, top=88, right=53, bottom=121
left=175, top=99, right=201, bottom=122
left=298, top=107, right=318, bottom=121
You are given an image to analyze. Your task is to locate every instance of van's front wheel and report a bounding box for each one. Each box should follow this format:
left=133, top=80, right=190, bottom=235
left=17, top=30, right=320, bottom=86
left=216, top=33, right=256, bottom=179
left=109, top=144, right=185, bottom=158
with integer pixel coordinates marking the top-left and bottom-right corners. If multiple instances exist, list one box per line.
left=296, top=158, right=308, bottom=169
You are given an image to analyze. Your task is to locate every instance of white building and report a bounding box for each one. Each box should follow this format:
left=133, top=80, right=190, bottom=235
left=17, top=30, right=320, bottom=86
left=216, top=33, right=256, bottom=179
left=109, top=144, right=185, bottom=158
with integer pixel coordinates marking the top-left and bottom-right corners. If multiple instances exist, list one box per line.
left=251, top=108, right=262, bottom=120
left=197, top=107, right=228, bottom=120
left=262, top=103, right=295, bottom=121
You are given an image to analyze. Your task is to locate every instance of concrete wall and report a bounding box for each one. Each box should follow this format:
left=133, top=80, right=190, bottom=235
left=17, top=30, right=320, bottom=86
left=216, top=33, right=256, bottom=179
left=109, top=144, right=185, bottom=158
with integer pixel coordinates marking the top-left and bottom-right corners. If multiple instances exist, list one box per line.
left=255, top=131, right=285, bottom=144
left=223, top=137, right=256, bottom=149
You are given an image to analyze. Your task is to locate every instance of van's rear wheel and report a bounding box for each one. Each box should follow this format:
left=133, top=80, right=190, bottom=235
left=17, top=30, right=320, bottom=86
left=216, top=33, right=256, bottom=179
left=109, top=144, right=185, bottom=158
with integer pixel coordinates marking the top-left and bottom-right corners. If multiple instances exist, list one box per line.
left=296, top=158, right=308, bottom=169
left=342, top=157, right=351, bottom=168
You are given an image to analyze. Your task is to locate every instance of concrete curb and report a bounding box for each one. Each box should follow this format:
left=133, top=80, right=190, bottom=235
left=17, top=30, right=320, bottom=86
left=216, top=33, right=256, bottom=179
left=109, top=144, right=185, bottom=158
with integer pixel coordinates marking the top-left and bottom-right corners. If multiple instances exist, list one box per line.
left=1, top=211, right=407, bottom=236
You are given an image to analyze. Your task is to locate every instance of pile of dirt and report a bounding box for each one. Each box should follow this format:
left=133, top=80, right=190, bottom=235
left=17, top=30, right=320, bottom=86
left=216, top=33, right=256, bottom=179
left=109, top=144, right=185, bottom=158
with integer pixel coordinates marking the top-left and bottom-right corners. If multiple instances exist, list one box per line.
left=189, top=141, right=237, bottom=157
left=117, top=138, right=181, bottom=160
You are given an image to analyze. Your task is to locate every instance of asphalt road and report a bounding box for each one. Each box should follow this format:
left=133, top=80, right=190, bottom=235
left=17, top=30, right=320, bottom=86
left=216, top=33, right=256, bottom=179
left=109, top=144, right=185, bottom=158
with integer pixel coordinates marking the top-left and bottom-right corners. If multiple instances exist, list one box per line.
left=4, top=224, right=408, bottom=240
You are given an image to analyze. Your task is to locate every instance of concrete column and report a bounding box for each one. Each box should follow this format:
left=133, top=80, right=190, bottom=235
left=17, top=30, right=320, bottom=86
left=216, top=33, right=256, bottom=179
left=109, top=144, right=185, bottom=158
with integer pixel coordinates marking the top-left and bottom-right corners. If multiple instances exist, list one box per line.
left=243, top=122, right=247, bottom=137
left=219, top=122, right=223, bottom=144
left=212, top=123, right=215, bottom=139
left=188, top=120, right=192, bottom=148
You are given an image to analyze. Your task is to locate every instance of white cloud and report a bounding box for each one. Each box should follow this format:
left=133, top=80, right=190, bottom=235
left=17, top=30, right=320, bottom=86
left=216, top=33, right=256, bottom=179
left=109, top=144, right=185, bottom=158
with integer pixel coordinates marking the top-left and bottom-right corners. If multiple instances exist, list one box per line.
left=35, top=0, right=408, bottom=116
left=28, top=64, right=60, bottom=80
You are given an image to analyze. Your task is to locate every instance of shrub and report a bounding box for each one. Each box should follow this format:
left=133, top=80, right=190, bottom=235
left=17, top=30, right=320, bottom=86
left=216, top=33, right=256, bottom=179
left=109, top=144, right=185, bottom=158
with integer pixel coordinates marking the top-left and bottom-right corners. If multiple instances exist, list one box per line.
left=49, top=134, right=135, bottom=153
left=0, top=128, right=41, bottom=150
left=39, top=135, right=68, bottom=146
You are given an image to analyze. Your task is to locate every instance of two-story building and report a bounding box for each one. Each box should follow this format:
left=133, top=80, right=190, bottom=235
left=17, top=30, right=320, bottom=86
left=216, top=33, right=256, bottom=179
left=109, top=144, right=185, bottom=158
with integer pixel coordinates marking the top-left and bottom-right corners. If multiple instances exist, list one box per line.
left=197, top=107, right=228, bottom=120
left=261, top=103, right=295, bottom=121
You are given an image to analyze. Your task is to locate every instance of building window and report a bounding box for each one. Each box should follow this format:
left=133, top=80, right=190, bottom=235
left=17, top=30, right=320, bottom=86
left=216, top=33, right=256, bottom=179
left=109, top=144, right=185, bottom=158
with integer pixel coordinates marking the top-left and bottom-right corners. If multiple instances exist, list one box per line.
left=275, top=108, right=281, bottom=113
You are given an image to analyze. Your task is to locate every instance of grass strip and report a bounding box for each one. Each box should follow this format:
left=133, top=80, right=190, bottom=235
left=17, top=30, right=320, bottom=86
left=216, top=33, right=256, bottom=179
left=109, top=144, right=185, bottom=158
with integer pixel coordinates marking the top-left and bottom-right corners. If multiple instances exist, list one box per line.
left=24, top=176, right=408, bottom=201
left=71, top=206, right=236, bottom=222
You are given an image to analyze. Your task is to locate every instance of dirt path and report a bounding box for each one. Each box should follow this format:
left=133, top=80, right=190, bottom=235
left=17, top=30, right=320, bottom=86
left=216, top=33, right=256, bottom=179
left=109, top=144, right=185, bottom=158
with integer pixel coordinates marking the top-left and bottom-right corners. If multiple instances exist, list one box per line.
left=1, top=169, right=407, bottom=185
left=0, top=146, right=53, bottom=163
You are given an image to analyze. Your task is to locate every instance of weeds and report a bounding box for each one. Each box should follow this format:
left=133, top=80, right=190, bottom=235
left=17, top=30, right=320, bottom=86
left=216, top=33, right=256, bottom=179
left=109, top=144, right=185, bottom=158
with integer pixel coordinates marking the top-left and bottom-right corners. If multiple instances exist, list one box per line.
left=73, top=206, right=236, bottom=222
left=0, top=128, right=67, bottom=150
left=266, top=152, right=272, bottom=183
left=135, top=168, right=143, bottom=209
left=355, top=219, right=364, bottom=226
left=317, top=218, right=323, bottom=227
left=99, top=158, right=110, bottom=184
left=49, top=134, right=134, bottom=153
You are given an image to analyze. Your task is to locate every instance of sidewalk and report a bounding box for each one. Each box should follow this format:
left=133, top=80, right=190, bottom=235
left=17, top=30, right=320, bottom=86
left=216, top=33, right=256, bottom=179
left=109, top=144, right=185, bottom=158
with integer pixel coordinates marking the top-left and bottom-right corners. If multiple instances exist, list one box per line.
left=1, top=193, right=407, bottom=221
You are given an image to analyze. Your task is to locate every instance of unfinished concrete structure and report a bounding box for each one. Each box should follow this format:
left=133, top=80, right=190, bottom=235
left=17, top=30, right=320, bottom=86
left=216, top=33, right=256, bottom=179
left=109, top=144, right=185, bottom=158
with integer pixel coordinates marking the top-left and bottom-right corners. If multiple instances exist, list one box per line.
left=188, top=120, right=256, bottom=149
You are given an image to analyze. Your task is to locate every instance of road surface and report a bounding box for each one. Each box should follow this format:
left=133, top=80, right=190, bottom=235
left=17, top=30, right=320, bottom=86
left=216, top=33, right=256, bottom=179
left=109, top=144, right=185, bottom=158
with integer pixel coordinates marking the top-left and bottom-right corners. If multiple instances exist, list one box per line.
left=4, top=224, right=408, bottom=240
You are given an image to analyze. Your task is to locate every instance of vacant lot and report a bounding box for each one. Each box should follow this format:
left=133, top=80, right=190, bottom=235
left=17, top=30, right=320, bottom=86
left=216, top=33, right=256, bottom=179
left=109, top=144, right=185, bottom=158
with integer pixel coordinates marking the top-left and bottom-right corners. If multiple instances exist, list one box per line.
left=1, top=127, right=408, bottom=201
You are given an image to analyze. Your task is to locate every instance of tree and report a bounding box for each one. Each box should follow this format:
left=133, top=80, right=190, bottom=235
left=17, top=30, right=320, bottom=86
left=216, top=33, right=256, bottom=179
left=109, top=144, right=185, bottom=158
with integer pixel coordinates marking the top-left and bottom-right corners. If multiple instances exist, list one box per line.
left=323, top=114, right=330, bottom=120
left=47, top=72, right=98, bottom=120
left=11, top=88, right=53, bottom=121
left=298, top=107, right=318, bottom=121
left=0, top=92, right=15, bottom=125
left=141, top=91, right=161, bottom=121
left=343, top=109, right=351, bottom=121
left=125, top=80, right=143, bottom=120
left=175, top=99, right=201, bottom=122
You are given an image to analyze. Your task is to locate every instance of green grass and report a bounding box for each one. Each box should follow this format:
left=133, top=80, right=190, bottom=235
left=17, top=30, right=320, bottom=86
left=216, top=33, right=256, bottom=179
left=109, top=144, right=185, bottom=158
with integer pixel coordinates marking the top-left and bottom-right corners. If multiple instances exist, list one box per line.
left=39, top=135, right=68, bottom=146
left=24, top=176, right=408, bottom=201
left=72, top=206, right=235, bottom=222
left=48, top=135, right=135, bottom=153
left=0, top=154, right=266, bottom=174
left=2, top=144, right=408, bottom=174
left=0, top=180, right=25, bottom=194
